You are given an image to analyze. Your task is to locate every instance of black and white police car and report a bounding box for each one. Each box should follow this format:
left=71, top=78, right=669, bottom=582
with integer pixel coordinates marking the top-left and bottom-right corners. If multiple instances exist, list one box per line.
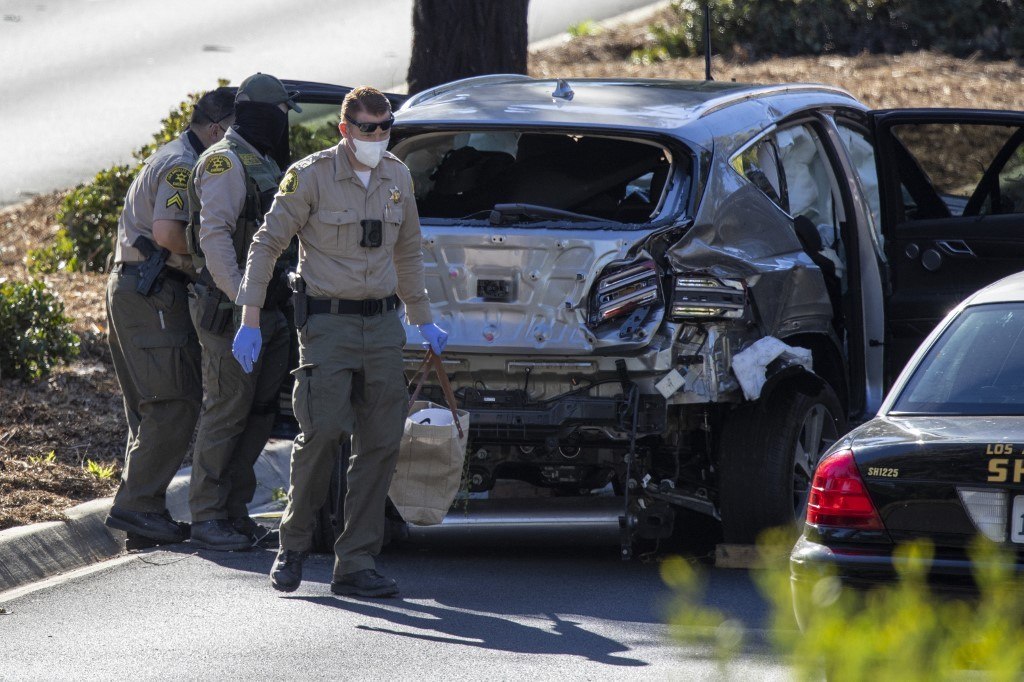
left=792, top=271, right=1024, bottom=620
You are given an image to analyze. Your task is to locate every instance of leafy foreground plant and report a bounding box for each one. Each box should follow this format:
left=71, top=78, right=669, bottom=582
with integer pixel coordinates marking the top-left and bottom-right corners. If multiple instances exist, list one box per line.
left=664, top=529, right=1024, bottom=680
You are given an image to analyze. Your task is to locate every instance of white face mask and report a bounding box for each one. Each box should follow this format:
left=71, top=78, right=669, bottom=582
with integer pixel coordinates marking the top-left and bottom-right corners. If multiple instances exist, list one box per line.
left=351, top=137, right=389, bottom=168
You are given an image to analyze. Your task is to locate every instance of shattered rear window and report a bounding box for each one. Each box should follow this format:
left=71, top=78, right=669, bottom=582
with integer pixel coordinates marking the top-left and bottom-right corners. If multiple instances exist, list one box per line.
left=391, top=131, right=681, bottom=227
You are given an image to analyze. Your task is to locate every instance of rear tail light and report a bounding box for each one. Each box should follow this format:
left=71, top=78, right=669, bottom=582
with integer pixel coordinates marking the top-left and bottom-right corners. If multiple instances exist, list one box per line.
left=806, top=450, right=884, bottom=530
left=589, top=259, right=661, bottom=326
left=670, top=276, right=745, bottom=320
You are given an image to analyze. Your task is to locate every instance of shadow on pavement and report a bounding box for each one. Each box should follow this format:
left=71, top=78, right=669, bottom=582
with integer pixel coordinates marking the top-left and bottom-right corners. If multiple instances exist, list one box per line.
left=294, top=594, right=648, bottom=667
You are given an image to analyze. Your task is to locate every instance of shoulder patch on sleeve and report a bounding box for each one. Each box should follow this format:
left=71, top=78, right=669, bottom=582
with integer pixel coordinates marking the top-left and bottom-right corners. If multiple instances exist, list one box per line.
left=165, top=165, right=191, bottom=190
left=205, top=154, right=233, bottom=175
left=279, top=170, right=299, bottom=195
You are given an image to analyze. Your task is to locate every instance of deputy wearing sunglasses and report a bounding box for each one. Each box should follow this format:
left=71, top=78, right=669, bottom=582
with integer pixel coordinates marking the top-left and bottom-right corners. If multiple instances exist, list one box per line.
left=232, top=86, right=447, bottom=597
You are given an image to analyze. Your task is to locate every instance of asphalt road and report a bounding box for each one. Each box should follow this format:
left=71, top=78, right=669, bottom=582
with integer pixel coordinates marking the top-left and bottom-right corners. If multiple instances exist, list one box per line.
left=0, top=0, right=661, bottom=206
left=0, top=541, right=788, bottom=679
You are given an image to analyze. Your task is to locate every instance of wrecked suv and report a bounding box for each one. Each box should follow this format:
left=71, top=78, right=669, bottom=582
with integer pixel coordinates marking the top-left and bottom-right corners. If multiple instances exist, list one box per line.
left=353, top=76, right=1024, bottom=549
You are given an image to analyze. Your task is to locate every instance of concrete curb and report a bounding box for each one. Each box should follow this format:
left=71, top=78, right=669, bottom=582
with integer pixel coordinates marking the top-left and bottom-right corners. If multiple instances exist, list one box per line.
left=0, top=498, right=124, bottom=595
left=0, top=440, right=293, bottom=597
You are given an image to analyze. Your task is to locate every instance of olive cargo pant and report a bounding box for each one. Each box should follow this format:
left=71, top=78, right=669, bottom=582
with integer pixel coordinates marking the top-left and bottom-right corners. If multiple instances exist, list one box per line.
left=106, top=270, right=201, bottom=513
left=279, top=310, right=407, bottom=577
left=188, top=291, right=291, bottom=522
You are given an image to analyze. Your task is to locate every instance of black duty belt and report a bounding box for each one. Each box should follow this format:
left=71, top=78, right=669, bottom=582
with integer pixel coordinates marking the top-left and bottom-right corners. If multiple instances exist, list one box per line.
left=308, top=294, right=400, bottom=317
left=114, top=262, right=193, bottom=286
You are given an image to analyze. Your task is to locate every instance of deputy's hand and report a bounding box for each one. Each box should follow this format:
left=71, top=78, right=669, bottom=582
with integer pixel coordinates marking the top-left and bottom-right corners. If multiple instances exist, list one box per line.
left=232, top=325, right=262, bottom=373
left=417, top=323, right=448, bottom=355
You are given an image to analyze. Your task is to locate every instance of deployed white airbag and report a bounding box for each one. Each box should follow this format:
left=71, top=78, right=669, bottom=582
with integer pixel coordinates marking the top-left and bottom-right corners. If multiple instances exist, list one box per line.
left=731, top=337, right=813, bottom=401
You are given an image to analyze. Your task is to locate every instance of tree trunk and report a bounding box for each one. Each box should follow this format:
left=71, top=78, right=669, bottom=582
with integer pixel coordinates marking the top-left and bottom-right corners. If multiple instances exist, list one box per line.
left=406, top=0, right=529, bottom=96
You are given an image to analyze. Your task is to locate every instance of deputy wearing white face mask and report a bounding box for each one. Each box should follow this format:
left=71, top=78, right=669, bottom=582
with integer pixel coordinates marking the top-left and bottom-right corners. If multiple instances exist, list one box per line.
left=233, top=86, right=446, bottom=597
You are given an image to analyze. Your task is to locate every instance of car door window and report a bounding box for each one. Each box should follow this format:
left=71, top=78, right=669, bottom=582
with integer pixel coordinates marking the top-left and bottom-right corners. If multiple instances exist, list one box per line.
left=888, top=122, right=1024, bottom=220
left=732, top=137, right=788, bottom=212
left=979, top=134, right=1024, bottom=215
left=836, top=123, right=883, bottom=244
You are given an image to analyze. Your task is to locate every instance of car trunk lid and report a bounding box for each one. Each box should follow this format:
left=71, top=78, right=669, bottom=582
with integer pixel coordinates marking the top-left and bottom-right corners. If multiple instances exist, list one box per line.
left=852, top=416, right=1024, bottom=548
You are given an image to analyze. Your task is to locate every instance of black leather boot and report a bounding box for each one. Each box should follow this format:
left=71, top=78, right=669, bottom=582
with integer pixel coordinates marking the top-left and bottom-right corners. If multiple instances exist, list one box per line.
left=271, top=549, right=308, bottom=592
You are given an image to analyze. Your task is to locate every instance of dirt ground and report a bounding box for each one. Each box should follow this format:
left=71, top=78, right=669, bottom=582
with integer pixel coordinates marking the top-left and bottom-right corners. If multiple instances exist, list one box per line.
left=3, top=12, right=1024, bottom=529
left=0, top=194, right=121, bottom=528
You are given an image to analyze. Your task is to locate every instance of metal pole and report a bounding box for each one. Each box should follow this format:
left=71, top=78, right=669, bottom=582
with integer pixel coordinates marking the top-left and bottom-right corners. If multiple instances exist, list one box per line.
left=704, top=2, right=713, bottom=81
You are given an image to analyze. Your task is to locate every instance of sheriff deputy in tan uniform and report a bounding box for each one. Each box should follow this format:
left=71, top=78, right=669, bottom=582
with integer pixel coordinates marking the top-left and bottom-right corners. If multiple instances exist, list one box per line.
left=104, top=87, right=235, bottom=547
left=185, top=73, right=300, bottom=551
left=233, top=86, right=448, bottom=597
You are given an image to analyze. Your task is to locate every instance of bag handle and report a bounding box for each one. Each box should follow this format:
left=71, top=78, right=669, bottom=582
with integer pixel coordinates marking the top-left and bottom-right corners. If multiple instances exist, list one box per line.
left=407, top=349, right=464, bottom=439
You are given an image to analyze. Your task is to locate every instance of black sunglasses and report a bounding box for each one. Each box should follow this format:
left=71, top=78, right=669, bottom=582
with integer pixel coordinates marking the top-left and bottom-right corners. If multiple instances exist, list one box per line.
left=344, top=113, right=395, bottom=134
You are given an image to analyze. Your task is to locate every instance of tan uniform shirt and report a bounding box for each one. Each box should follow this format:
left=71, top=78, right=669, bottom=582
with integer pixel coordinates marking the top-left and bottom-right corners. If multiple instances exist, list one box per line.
left=236, top=143, right=433, bottom=325
left=115, top=132, right=200, bottom=276
left=193, top=128, right=272, bottom=302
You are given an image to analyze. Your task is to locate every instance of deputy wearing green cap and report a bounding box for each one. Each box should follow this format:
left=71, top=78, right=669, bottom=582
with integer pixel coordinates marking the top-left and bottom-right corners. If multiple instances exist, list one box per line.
left=185, top=73, right=300, bottom=550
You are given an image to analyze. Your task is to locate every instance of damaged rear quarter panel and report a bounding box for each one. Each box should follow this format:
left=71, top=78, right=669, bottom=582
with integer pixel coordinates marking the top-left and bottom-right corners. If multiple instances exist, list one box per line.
left=667, top=148, right=833, bottom=339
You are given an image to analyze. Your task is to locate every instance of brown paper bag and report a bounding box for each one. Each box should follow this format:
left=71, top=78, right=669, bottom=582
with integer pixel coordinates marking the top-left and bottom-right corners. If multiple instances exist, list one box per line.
left=389, top=351, right=470, bottom=526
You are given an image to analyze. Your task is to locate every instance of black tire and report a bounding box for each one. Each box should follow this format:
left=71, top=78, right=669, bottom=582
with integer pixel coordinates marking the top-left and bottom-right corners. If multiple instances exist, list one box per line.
left=311, top=442, right=349, bottom=554
left=718, top=380, right=845, bottom=544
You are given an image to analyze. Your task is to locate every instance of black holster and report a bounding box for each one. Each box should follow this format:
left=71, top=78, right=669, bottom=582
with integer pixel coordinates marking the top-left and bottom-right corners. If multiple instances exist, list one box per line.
left=197, top=280, right=234, bottom=335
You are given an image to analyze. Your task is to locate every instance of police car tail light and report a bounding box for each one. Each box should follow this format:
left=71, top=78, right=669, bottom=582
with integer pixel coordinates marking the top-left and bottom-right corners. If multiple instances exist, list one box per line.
left=589, top=259, right=661, bottom=326
left=670, top=276, right=745, bottom=321
left=957, top=488, right=1008, bottom=543
left=806, top=450, right=884, bottom=530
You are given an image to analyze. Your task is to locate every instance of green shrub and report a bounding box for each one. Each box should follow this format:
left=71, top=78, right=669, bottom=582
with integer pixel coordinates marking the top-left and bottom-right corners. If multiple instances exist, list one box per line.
left=26, top=230, right=79, bottom=274
left=55, top=164, right=136, bottom=272
left=0, top=279, right=80, bottom=381
left=649, top=0, right=1024, bottom=61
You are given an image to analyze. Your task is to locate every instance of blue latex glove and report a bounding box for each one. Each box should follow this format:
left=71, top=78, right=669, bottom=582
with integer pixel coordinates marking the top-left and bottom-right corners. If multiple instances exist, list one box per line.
left=232, top=325, right=262, bottom=374
left=417, top=322, right=448, bottom=355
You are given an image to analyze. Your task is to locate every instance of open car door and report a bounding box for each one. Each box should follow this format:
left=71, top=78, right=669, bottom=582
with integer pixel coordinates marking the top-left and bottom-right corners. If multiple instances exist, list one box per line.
left=868, top=109, right=1024, bottom=381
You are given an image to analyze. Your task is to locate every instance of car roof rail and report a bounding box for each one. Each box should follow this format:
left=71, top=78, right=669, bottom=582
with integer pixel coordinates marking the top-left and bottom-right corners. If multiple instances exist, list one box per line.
left=698, top=83, right=857, bottom=118
left=400, top=73, right=535, bottom=110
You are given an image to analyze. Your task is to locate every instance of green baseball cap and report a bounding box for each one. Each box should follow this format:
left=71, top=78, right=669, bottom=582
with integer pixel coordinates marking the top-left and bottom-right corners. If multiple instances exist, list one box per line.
left=236, top=73, right=302, bottom=112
